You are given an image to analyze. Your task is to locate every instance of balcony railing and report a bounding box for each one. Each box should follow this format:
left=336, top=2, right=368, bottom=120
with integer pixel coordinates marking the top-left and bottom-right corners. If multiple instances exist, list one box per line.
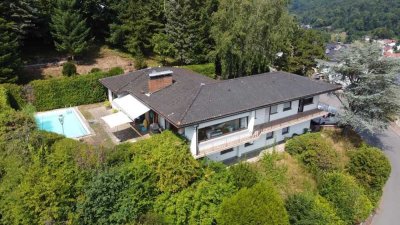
left=195, top=109, right=328, bottom=158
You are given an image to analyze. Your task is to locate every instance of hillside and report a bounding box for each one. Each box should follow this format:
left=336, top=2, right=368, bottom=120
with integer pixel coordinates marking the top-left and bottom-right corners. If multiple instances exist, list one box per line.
left=290, top=0, right=400, bottom=40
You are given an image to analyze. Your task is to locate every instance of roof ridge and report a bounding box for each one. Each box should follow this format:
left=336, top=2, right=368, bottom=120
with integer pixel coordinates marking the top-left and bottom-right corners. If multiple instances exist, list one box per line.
left=177, top=83, right=206, bottom=125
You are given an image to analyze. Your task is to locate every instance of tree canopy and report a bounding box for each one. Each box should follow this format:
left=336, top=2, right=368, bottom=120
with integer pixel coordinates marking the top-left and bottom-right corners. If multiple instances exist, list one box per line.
left=328, top=42, right=400, bottom=133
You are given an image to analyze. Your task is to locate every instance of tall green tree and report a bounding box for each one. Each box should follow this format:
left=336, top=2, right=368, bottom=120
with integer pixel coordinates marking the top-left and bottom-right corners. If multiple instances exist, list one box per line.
left=0, top=18, right=20, bottom=83
left=0, top=0, right=39, bottom=39
left=328, top=42, right=400, bottom=133
left=212, top=0, right=295, bottom=79
left=276, top=28, right=326, bottom=76
left=50, top=0, right=91, bottom=59
left=107, top=0, right=165, bottom=56
left=165, top=0, right=217, bottom=64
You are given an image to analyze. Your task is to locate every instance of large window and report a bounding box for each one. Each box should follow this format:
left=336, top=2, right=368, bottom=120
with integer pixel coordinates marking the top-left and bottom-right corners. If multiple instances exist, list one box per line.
left=283, top=101, right=292, bottom=111
left=270, top=105, right=278, bottom=115
left=198, top=117, right=248, bottom=142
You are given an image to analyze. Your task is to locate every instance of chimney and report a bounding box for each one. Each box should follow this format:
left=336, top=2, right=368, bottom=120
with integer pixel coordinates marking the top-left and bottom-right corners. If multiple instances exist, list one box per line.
left=148, top=70, right=173, bottom=93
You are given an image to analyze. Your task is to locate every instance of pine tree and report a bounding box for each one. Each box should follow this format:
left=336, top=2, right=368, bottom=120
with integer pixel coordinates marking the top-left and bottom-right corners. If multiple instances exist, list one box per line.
left=165, top=0, right=216, bottom=64
left=108, top=0, right=165, bottom=56
left=328, top=42, right=400, bottom=133
left=50, top=0, right=91, bottom=59
left=0, top=18, right=20, bottom=83
left=0, top=0, right=39, bottom=39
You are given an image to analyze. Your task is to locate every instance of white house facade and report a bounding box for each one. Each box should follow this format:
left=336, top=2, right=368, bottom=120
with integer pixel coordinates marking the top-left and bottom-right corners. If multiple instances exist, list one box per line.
left=100, top=67, right=340, bottom=162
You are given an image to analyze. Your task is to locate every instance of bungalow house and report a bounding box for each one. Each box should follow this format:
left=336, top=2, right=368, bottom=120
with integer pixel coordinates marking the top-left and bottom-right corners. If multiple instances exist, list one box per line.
left=100, top=67, right=340, bottom=161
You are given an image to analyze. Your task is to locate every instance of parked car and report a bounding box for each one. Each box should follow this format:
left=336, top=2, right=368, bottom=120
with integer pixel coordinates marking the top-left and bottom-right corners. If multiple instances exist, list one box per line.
left=312, top=113, right=339, bottom=125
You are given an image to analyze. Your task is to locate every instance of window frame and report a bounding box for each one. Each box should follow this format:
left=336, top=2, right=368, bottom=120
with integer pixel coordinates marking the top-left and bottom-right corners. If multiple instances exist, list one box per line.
left=270, top=105, right=278, bottom=115
left=283, top=101, right=292, bottom=111
left=266, top=131, right=274, bottom=140
left=282, top=127, right=289, bottom=135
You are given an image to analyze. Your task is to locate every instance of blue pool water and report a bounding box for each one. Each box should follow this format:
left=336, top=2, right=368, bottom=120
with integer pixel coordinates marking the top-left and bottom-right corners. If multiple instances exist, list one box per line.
left=35, top=108, right=90, bottom=138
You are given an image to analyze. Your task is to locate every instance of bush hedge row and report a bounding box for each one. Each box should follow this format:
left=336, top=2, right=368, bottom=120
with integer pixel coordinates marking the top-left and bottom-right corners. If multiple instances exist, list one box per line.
left=30, top=67, right=123, bottom=111
left=0, top=83, right=26, bottom=110
left=0, top=86, right=10, bottom=110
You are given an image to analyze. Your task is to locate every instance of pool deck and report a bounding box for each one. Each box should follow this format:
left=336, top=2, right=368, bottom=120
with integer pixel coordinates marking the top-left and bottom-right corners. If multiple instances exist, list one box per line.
left=78, top=103, right=149, bottom=148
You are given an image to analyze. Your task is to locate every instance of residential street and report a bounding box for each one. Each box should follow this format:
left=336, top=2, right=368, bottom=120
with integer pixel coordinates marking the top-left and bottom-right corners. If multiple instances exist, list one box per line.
left=366, top=126, right=400, bottom=225
left=320, top=94, right=400, bottom=225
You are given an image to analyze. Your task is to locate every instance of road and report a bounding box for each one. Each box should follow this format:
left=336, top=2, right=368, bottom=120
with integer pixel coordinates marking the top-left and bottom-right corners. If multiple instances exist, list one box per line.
left=320, top=94, right=400, bottom=225
left=366, top=126, right=400, bottom=225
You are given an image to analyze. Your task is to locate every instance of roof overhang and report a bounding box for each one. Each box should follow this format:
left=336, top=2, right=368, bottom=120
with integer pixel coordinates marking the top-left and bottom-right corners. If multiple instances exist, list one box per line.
left=102, top=111, right=133, bottom=128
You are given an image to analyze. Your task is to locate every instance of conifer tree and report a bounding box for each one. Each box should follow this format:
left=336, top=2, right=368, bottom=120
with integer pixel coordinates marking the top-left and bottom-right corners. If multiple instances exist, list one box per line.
left=328, top=42, right=400, bottom=133
left=50, top=0, right=91, bottom=59
left=0, top=18, right=20, bottom=83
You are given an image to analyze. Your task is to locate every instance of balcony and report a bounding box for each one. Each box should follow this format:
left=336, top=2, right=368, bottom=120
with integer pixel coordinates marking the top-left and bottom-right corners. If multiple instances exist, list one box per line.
left=195, top=109, right=328, bottom=158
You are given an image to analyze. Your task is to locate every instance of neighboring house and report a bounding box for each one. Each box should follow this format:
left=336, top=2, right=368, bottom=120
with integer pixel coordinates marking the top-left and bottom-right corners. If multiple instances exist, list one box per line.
left=100, top=67, right=340, bottom=161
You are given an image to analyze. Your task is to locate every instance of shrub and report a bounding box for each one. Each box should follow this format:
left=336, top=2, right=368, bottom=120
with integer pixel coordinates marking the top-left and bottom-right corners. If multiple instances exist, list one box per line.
left=132, top=131, right=200, bottom=193
left=62, top=61, right=77, bottom=76
left=135, top=55, right=148, bottom=69
left=182, top=63, right=215, bottom=79
left=347, top=145, right=391, bottom=204
left=229, top=162, right=259, bottom=189
left=318, top=172, right=373, bottom=224
left=30, top=71, right=115, bottom=111
left=90, top=67, right=102, bottom=73
left=217, top=182, right=289, bottom=225
left=285, top=193, right=344, bottom=225
left=0, top=83, right=26, bottom=109
left=154, top=169, right=236, bottom=225
left=285, top=133, right=328, bottom=155
left=107, top=66, right=124, bottom=76
left=300, top=145, right=341, bottom=174
left=0, top=86, right=10, bottom=110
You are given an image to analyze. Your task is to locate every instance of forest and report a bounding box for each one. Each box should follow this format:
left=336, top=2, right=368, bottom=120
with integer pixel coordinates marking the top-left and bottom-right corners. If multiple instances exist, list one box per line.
left=0, top=0, right=327, bottom=83
left=290, top=0, right=400, bottom=41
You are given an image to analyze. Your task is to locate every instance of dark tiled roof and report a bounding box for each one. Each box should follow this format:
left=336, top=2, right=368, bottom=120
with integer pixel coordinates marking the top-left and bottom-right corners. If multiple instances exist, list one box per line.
left=100, top=67, right=340, bottom=127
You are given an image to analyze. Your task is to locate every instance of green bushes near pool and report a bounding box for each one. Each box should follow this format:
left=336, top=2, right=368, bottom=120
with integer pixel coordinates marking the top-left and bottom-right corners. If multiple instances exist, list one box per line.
left=30, top=67, right=123, bottom=111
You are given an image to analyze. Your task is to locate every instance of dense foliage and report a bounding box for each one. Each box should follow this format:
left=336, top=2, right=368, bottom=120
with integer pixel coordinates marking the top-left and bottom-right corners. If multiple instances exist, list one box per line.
left=62, top=61, right=78, bottom=76
left=50, top=0, right=91, bottom=58
left=285, top=193, right=344, bottom=225
left=0, top=18, right=20, bottom=83
left=217, top=182, right=289, bottom=225
left=318, top=172, right=373, bottom=224
left=212, top=0, right=294, bottom=79
left=290, top=0, right=400, bottom=40
left=347, top=145, right=391, bottom=204
left=327, top=42, right=400, bottom=133
left=30, top=67, right=123, bottom=111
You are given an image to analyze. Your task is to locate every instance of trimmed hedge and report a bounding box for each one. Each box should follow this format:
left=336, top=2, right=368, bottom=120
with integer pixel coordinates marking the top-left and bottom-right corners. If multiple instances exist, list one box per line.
left=0, top=83, right=26, bottom=109
left=0, top=86, right=10, bottom=110
left=285, top=193, right=345, bottom=225
left=318, top=172, right=373, bottom=225
left=30, top=67, right=123, bottom=111
left=347, top=145, right=391, bottom=204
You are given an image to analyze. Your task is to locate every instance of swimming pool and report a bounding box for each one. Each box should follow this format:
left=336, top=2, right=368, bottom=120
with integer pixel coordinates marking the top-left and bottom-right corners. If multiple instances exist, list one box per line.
left=35, top=107, right=91, bottom=138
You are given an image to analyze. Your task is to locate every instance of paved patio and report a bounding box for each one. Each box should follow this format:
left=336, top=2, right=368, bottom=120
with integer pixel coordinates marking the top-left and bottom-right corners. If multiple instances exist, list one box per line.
left=78, top=103, right=149, bottom=148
